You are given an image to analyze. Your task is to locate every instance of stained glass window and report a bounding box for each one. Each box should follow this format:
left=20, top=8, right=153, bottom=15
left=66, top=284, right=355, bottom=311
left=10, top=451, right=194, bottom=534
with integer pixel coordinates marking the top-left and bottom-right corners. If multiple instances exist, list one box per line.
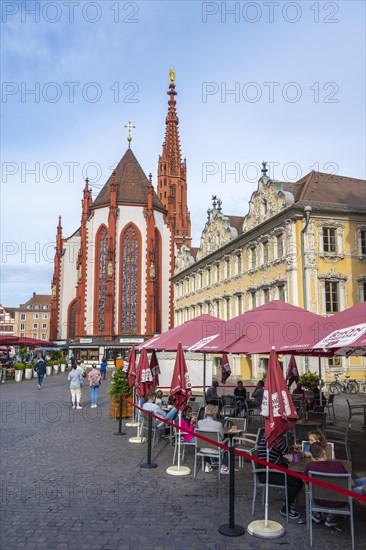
left=155, top=231, right=161, bottom=333
left=97, top=226, right=108, bottom=332
left=69, top=300, right=76, bottom=339
left=121, top=226, right=139, bottom=333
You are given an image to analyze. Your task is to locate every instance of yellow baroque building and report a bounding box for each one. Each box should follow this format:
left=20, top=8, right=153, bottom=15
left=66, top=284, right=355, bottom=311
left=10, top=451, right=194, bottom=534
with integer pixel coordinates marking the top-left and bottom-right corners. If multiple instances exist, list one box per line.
left=172, top=167, right=366, bottom=384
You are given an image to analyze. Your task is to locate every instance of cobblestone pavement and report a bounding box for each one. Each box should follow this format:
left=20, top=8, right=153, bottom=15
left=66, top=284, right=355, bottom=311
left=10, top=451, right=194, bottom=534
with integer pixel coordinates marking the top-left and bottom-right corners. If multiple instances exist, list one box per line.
left=1, top=372, right=365, bottom=550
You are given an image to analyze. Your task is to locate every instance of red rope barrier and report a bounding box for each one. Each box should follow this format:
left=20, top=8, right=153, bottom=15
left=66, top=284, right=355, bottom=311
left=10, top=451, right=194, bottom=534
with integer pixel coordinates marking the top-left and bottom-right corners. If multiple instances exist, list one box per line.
left=121, top=396, right=366, bottom=502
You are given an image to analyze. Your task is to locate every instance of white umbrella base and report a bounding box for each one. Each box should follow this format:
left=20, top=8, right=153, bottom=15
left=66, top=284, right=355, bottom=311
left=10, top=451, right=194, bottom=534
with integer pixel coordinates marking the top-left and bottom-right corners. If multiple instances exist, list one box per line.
left=125, top=421, right=139, bottom=427
left=247, top=520, right=285, bottom=539
left=166, top=465, right=191, bottom=476
left=128, top=436, right=147, bottom=444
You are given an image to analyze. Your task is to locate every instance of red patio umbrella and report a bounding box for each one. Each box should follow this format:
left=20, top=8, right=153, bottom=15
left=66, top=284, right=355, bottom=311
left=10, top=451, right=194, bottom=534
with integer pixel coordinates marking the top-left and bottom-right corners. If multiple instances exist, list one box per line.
left=136, top=348, right=154, bottom=399
left=123, top=345, right=137, bottom=388
left=195, top=301, right=333, bottom=355
left=0, top=336, right=56, bottom=348
left=170, top=342, right=192, bottom=410
left=136, top=314, right=225, bottom=352
left=149, top=350, right=160, bottom=387
left=221, top=353, right=231, bottom=384
left=261, top=348, right=298, bottom=448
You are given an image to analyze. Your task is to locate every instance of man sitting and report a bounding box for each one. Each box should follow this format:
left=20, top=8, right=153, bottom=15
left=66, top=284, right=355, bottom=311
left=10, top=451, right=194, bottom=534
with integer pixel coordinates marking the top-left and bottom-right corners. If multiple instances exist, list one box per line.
left=304, top=441, right=348, bottom=527
left=292, top=382, right=305, bottom=401
left=205, top=380, right=220, bottom=405
left=197, top=404, right=229, bottom=474
left=234, top=380, right=247, bottom=415
left=142, top=391, right=178, bottom=426
left=248, top=380, right=265, bottom=409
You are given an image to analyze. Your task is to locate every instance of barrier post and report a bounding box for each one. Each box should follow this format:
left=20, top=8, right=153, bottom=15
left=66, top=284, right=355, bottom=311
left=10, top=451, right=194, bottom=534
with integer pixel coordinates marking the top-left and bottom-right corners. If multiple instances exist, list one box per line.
left=113, top=396, right=126, bottom=436
left=218, top=443, right=245, bottom=537
left=141, top=412, right=157, bottom=469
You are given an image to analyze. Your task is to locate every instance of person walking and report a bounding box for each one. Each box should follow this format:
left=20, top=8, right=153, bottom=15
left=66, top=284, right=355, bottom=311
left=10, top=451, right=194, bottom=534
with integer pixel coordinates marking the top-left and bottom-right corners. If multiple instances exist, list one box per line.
left=68, top=364, right=83, bottom=409
left=100, top=357, right=107, bottom=380
left=1, top=353, right=11, bottom=383
left=35, top=357, right=47, bottom=389
left=88, top=363, right=101, bottom=408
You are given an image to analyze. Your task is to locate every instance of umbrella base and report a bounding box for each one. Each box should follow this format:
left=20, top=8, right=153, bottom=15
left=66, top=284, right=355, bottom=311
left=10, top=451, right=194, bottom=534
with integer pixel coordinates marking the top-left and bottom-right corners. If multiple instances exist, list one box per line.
left=247, top=520, right=285, bottom=539
left=125, top=421, right=139, bottom=427
left=218, top=524, right=245, bottom=537
left=129, top=436, right=147, bottom=444
left=166, top=465, right=191, bottom=476
left=141, top=462, right=157, bottom=469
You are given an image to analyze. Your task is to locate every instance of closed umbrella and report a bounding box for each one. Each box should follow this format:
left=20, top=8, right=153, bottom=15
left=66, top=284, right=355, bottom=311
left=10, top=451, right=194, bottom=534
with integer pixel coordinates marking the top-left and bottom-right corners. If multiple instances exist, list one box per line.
left=136, top=348, right=154, bottom=399
left=167, top=342, right=192, bottom=476
left=248, top=348, right=298, bottom=538
left=221, top=353, right=231, bottom=384
left=149, top=350, right=160, bottom=387
left=285, top=355, right=299, bottom=389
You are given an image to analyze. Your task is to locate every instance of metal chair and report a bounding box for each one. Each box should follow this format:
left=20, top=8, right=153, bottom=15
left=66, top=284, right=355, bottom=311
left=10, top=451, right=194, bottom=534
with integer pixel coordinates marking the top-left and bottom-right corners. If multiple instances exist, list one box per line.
left=325, top=394, right=336, bottom=421
left=306, top=411, right=327, bottom=429
left=248, top=449, right=289, bottom=522
left=221, top=395, right=236, bottom=418
left=294, top=423, right=319, bottom=443
left=325, top=422, right=352, bottom=461
left=193, top=430, right=222, bottom=479
left=307, top=472, right=354, bottom=550
left=346, top=399, right=366, bottom=421
left=139, top=412, right=166, bottom=447
left=172, top=421, right=195, bottom=465
left=301, top=440, right=335, bottom=459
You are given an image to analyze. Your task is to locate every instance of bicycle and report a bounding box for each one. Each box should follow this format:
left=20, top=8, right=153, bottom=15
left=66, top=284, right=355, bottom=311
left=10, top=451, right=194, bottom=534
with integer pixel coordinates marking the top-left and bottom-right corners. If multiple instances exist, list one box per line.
left=359, top=381, right=366, bottom=394
left=329, top=372, right=359, bottom=395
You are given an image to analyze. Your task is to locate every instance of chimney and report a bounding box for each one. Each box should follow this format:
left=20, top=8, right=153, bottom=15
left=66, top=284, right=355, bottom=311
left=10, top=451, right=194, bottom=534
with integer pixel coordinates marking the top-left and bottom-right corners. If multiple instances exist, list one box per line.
left=33, top=292, right=36, bottom=297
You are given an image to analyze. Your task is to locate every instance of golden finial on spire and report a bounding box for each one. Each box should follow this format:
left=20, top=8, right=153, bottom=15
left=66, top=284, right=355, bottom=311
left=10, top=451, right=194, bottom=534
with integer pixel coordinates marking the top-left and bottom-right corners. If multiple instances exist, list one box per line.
left=124, top=121, right=135, bottom=148
left=169, top=67, right=175, bottom=85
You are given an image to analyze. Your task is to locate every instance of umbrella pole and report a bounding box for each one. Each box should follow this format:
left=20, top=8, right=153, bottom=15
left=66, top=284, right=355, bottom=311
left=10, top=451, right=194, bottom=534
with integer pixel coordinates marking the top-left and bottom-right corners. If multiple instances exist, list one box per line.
left=126, top=388, right=139, bottom=427
left=265, top=446, right=269, bottom=527
left=203, top=353, right=207, bottom=402
left=166, top=410, right=191, bottom=476
left=129, top=396, right=147, bottom=444
left=318, top=357, right=323, bottom=407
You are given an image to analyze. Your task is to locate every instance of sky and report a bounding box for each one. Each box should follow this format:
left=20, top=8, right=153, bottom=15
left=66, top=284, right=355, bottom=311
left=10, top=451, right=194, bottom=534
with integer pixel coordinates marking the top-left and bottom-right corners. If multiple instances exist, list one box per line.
left=1, top=0, right=365, bottom=307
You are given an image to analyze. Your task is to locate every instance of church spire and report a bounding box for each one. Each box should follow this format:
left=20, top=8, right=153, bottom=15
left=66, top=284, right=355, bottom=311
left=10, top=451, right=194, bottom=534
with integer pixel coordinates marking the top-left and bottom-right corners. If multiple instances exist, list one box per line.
left=158, top=69, right=191, bottom=250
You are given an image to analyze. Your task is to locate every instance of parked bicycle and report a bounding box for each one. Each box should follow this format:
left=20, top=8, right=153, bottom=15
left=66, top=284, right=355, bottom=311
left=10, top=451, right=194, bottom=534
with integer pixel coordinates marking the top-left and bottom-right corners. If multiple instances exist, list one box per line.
left=329, top=372, right=359, bottom=395
left=359, top=381, right=366, bottom=394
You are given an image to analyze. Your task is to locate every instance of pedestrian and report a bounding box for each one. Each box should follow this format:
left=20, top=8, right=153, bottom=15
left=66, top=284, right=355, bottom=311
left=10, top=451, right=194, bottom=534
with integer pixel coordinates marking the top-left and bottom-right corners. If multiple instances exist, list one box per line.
left=100, top=357, right=107, bottom=380
left=68, top=364, right=83, bottom=409
left=1, top=352, right=11, bottom=383
left=88, top=363, right=101, bottom=408
left=35, top=357, right=47, bottom=389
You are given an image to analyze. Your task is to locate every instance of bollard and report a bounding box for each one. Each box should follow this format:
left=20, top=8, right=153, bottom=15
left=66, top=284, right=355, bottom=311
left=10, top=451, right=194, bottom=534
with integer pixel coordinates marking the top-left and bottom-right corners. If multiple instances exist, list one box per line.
left=140, top=412, right=157, bottom=469
left=113, top=396, right=126, bottom=436
left=218, top=444, right=245, bottom=537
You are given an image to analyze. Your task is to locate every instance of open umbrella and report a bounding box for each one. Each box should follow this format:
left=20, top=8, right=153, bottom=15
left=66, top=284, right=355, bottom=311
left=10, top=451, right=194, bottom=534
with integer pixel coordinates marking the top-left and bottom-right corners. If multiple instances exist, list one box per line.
left=221, top=353, right=231, bottom=384
left=149, top=350, right=160, bottom=387
left=136, top=348, right=154, bottom=399
left=248, top=348, right=297, bottom=538
left=167, top=342, right=192, bottom=477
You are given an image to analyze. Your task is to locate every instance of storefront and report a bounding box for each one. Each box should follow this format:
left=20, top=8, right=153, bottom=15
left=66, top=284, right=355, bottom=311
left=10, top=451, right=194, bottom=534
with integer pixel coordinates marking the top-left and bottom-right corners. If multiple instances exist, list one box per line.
left=67, top=337, right=145, bottom=366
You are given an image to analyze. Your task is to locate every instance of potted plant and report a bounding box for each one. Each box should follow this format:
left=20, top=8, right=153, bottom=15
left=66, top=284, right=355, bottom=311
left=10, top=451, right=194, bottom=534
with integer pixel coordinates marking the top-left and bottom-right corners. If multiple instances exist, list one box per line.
left=14, top=362, right=25, bottom=382
left=24, top=363, right=33, bottom=380
left=60, top=358, right=67, bottom=373
left=53, top=360, right=59, bottom=374
left=46, top=361, right=53, bottom=376
left=298, top=371, right=320, bottom=390
left=108, top=367, right=133, bottom=419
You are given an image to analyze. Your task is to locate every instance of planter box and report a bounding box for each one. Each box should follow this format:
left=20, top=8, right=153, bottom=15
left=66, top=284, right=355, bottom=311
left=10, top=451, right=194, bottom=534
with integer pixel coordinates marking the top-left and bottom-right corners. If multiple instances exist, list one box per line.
left=14, top=370, right=23, bottom=382
left=24, top=369, right=33, bottom=380
left=60, top=364, right=66, bottom=373
left=53, top=364, right=59, bottom=374
left=46, top=366, right=52, bottom=376
left=109, top=396, right=133, bottom=419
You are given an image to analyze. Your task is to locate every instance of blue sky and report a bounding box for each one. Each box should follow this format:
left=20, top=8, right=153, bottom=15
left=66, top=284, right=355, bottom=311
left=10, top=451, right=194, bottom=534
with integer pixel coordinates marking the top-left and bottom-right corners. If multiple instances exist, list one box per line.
left=1, top=0, right=365, bottom=306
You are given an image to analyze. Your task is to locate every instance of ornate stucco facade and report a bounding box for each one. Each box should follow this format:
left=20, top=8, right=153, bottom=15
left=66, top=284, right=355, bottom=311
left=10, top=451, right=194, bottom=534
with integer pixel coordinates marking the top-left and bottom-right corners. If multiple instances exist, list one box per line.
left=173, top=168, right=366, bottom=382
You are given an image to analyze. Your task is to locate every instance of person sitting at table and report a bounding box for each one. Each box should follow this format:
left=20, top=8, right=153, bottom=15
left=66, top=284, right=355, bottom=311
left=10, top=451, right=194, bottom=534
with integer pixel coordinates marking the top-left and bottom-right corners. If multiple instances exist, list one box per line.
left=257, top=432, right=303, bottom=520
left=292, top=382, right=305, bottom=401
left=179, top=405, right=196, bottom=443
left=310, top=383, right=327, bottom=408
left=234, top=380, right=247, bottom=414
left=143, top=391, right=178, bottom=423
left=205, top=380, right=220, bottom=405
left=155, top=390, right=164, bottom=408
left=303, top=429, right=328, bottom=458
left=247, top=380, right=264, bottom=409
left=305, top=441, right=349, bottom=527
left=197, top=404, right=229, bottom=474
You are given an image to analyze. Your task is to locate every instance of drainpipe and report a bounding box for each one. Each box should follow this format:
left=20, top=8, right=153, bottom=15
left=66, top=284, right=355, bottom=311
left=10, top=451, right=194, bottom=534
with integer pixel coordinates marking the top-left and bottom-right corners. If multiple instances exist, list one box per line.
left=301, top=205, right=312, bottom=371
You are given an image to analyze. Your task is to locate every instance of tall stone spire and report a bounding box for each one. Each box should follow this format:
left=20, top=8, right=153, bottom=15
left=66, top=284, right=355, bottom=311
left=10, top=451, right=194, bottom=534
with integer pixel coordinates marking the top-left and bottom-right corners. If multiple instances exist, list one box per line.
left=50, top=216, right=63, bottom=340
left=158, top=69, right=191, bottom=249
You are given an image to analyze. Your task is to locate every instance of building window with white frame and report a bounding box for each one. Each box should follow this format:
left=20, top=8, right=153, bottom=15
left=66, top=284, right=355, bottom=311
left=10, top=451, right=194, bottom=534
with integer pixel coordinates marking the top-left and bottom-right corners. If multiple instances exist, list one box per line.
left=43, top=313, right=48, bottom=319
left=278, top=284, right=286, bottom=302
left=263, top=288, right=270, bottom=303
left=42, top=333, right=47, bottom=340
left=33, top=323, right=38, bottom=329
left=225, top=258, right=230, bottom=279
left=33, top=313, right=39, bottom=319
left=207, top=267, right=211, bottom=287
left=262, top=240, right=269, bottom=264
left=237, top=294, right=243, bottom=315
left=42, top=323, right=47, bottom=329
left=250, top=291, right=256, bottom=309
left=361, top=230, right=366, bottom=256
left=20, top=323, right=25, bottom=331
left=277, top=234, right=284, bottom=258
left=323, top=227, right=337, bottom=253
left=325, top=281, right=339, bottom=313
left=225, top=297, right=230, bottom=320
left=21, top=313, right=26, bottom=320
left=216, top=263, right=220, bottom=283
left=250, top=247, right=256, bottom=269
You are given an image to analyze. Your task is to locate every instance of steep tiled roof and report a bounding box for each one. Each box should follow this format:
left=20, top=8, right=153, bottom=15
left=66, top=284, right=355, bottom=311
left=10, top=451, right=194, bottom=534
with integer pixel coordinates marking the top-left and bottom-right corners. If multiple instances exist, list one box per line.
left=227, top=215, right=245, bottom=235
left=290, top=171, right=366, bottom=212
left=190, top=247, right=199, bottom=260
left=18, top=294, right=51, bottom=309
left=92, top=149, right=165, bottom=211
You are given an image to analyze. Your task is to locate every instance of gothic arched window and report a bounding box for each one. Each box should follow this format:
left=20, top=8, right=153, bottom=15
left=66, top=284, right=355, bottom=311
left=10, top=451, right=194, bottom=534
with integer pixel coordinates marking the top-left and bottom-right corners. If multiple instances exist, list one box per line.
left=96, top=226, right=108, bottom=333
left=121, top=225, right=140, bottom=333
left=155, top=229, right=161, bottom=333
left=68, top=299, right=76, bottom=339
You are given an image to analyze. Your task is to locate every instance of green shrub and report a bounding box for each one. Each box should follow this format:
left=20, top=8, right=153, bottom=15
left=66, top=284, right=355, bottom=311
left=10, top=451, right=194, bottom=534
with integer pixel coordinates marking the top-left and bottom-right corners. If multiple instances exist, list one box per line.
left=109, top=368, right=132, bottom=404
left=14, top=362, right=25, bottom=370
left=298, top=371, right=320, bottom=390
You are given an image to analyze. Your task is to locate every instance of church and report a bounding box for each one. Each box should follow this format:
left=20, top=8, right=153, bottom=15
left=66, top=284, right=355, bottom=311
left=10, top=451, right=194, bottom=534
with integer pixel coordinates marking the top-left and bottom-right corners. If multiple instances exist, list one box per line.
left=50, top=70, right=191, bottom=362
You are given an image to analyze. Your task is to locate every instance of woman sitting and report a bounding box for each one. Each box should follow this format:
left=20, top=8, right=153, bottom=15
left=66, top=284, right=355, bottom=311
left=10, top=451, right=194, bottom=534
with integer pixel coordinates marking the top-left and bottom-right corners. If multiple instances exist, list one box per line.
left=179, top=405, right=196, bottom=442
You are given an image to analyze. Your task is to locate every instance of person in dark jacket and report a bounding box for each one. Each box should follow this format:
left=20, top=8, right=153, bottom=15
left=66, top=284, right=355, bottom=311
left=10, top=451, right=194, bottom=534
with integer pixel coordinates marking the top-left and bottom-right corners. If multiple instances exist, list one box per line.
left=35, top=358, right=47, bottom=389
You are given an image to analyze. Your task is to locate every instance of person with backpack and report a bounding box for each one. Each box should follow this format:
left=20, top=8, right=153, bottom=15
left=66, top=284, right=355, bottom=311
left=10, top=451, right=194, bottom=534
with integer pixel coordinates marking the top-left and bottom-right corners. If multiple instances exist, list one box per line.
left=88, top=363, right=101, bottom=408
left=35, top=357, right=47, bottom=389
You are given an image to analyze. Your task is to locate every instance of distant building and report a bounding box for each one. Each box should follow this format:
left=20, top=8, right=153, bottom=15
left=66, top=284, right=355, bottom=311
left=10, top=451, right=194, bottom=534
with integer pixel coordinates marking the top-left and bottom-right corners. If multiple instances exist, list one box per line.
left=173, top=167, right=366, bottom=382
left=13, top=293, right=51, bottom=340
left=0, top=305, right=15, bottom=336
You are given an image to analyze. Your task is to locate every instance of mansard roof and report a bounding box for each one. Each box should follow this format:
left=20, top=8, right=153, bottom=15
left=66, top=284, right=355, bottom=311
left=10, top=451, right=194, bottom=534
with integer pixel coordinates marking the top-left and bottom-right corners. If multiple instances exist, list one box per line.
left=92, top=149, right=166, bottom=211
